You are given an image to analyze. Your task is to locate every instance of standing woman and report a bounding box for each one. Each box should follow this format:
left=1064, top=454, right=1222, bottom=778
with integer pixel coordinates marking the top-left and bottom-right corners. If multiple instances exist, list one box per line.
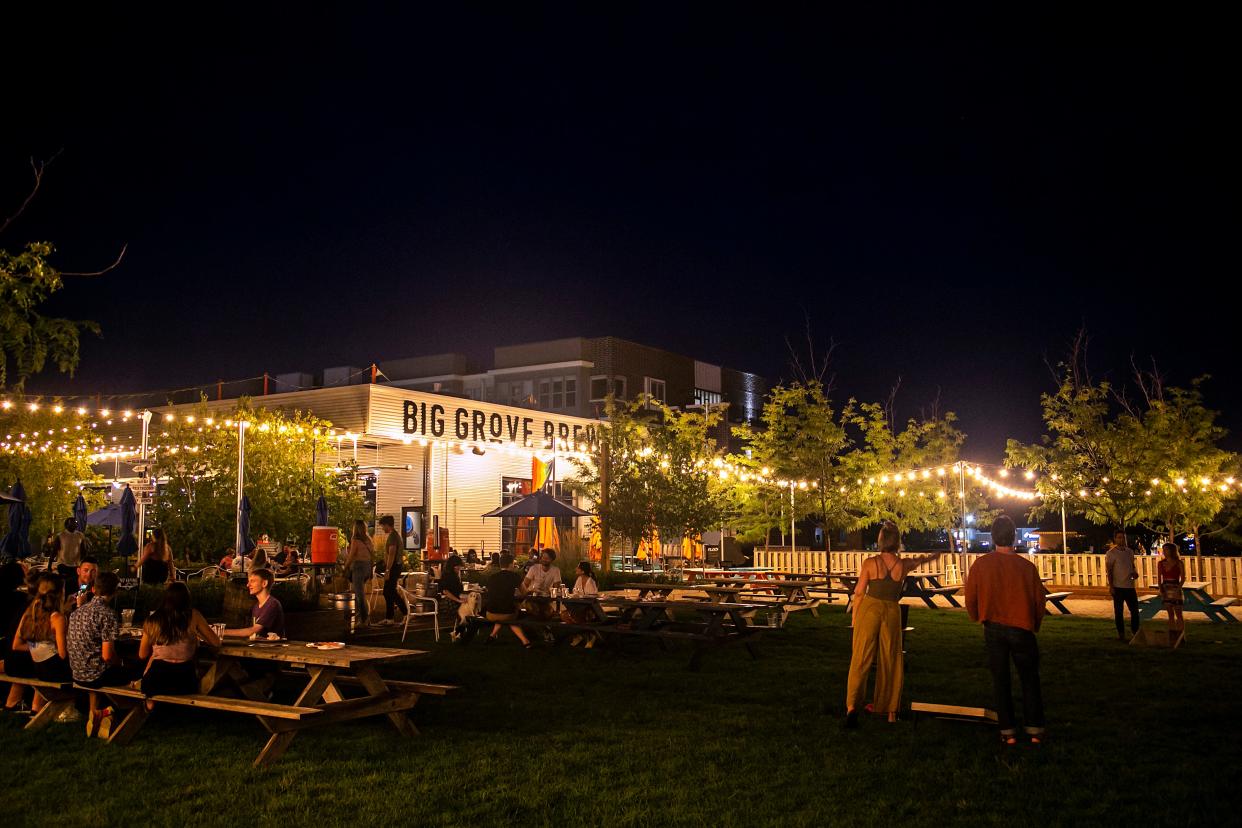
left=1158, top=542, right=1186, bottom=636
left=844, top=522, right=942, bottom=727
left=342, top=520, right=373, bottom=627
left=139, top=528, right=174, bottom=585
left=378, top=515, right=404, bottom=625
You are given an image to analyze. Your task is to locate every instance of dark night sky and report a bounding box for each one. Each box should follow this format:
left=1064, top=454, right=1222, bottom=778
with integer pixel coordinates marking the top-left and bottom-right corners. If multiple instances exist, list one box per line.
left=4, top=6, right=1238, bottom=459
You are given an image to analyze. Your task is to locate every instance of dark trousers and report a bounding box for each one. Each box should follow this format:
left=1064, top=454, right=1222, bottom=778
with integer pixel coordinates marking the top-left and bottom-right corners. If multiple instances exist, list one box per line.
left=141, top=659, right=198, bottom=695
left=78, top=664, right=137, bottom=689
left=984, top=622, right=1044, bottom=735
left=384, top=566, right=403, bottom=620
left=1112, top=587, right=1140, bottom=637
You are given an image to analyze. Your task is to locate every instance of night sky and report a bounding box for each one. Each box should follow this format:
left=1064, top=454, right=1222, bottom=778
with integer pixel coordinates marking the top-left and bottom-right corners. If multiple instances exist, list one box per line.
left=5, top=6, right=1238, bottom=459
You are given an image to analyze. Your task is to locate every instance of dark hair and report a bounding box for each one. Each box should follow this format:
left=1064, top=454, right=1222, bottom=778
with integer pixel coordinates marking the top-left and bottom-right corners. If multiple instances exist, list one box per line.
left=378, top=514, right=395, bottom=528
left=64, top=517, right=78, bottom=531
left=490, top=553, right=500, bottom=565
left=352, top=520, right=370, bottom=542
left=445, top=554, right=463, bottom=573
left=0, top=560, right=24, bottom=593
left=79, top=555, right=98, bottom=567
left=251, top=568, right=275, bottom=589
left=541, top=548, right=557, bottom=562
left=499, top=553, right=515, bottom=568
left=147, top=582, right=192, bottom=645
left=95, top=571, right=119, bottom=598
left=577, top=561, right=594, bottom=580
left=991, top=515, right=1016, bottom=548
left=877, top=521, right=901, bottom=553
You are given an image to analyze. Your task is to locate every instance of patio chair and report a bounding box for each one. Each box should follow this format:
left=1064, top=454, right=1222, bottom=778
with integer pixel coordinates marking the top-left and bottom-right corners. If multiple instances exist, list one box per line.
left=396, top=583, right=438, bottom=643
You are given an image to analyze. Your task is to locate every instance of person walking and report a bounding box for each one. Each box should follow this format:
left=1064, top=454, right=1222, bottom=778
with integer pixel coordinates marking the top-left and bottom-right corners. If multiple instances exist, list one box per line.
left=843, top=522, right=942, bottom=727
left=342, top=520, right=374, bottom=628
left=1157, top=541, right=1185, bottom=637
left=1105, top=530, right=1141, bottom=641
left=965, top=515, right=1048, bottom=746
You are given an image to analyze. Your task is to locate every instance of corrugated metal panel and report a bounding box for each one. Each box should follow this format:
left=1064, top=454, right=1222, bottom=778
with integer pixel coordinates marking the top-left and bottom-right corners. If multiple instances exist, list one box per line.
left=372, top=442, right=426, bottom=516
left=694, top=361, right=722, bottom=393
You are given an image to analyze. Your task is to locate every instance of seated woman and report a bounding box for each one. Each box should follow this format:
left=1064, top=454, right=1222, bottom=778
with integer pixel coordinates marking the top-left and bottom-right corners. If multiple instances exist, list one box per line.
left=564, top=562, right=601, bottom=647
left=138, top=582, right=221, bottom=709
left=1, top=561, right=32, bottom=712
left=10, top=574, right=71, bottom=713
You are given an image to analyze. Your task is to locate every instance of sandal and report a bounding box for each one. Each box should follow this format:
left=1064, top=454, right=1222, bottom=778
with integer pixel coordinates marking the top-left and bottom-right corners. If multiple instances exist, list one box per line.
left=1029, top=733, right=1044, bottom=746
left=1000, top=733, right=1018, bottom=746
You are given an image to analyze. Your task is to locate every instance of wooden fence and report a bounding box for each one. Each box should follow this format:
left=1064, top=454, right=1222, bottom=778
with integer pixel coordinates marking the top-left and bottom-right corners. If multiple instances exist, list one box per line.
left=752, top=549, right=1242, bottom=597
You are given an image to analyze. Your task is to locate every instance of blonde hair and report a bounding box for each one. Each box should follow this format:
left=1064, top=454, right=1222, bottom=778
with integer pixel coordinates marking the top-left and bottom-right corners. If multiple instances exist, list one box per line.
left=877, top=521, right=901, bottom=553
left=1161, top=542, right=1181, bottom=563
left=18, top=576, right=62, bottom=641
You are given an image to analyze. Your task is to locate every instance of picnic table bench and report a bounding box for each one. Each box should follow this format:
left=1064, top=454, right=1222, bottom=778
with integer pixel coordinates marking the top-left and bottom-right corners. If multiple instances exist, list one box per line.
left=0, top=673, right=77, bottom=731
left=836, top=572, right=962, bottom=608
left=1045, top=591, right=1074, bottom=614
left=1139, top=582, right=1238, bottom=624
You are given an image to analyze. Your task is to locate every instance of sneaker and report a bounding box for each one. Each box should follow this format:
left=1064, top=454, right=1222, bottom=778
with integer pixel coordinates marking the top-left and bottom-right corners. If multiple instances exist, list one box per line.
left=56, top=706, right=83, bottom=724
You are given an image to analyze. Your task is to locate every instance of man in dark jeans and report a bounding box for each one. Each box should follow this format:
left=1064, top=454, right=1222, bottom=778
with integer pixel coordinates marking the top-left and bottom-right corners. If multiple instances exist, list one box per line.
left=965, top=515, right=1048, bottom=745
left=378, top=515, right=404, bottom=625
left=1105, top=531, right=1141, bottom=641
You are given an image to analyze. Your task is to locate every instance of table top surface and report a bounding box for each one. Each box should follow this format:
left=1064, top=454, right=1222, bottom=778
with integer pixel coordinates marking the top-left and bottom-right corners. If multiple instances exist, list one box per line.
left=218, top=640, right=428, bottom=667
left=1183, top=581, right=1210, bottom=591
left=600, top=597, right=767, bottom=611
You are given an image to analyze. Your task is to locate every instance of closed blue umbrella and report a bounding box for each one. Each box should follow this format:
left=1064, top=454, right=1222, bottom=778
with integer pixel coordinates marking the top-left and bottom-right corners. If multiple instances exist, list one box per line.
left=116, top=486, right=138, bottom=559
left=72, top=493, right=88, bottom=533
left=239, top=494, right=256, bottom=555
left=315, top=492, right=328, bottom=526
left=2, top=480, right=31, bottom=560
left=87, top=503, right=124, bottom=527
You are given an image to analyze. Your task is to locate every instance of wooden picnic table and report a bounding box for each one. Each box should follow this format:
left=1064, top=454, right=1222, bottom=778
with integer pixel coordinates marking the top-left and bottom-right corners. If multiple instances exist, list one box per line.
left=1139, top=581, right=1238, bottom=624
left=99, top=641, right=434, bottom=766
left=596, top=596, right=766, bottom=669
left=836, top=571, right=962, bottom=609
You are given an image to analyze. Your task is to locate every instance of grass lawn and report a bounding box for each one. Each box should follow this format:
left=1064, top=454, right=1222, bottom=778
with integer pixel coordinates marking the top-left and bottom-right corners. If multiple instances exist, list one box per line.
left=4, top=605, right=1240, bottom=827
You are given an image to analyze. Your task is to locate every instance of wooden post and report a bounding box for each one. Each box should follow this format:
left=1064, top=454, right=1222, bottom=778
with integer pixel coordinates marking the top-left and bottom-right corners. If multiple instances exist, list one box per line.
left=371, top=363, right=378, bottom=383
left=263, top=373, right=270, bottom=396
left=600, top=438, right=610, bottom=573
left=217, top=379, right=223, bottom=400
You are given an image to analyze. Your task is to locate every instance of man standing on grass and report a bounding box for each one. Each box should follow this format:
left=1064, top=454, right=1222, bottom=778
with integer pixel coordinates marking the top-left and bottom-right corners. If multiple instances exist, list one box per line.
left=1105, top=530, right=1141, bottom=642
left=965, top=515, right=1047, bottom=746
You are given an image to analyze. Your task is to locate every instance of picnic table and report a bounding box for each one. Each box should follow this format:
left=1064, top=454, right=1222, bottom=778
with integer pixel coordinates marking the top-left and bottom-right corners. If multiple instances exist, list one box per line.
left=836, top=571, right=962, bottom=608
left=704, top=578, right=832, bottom=614
left=1139, top=582, right=1238, bottom=624
left=97, top=641, right=440, bottom=766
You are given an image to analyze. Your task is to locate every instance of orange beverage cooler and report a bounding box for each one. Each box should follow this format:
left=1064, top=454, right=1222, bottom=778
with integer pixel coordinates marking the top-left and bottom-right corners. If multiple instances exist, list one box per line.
left=310, top=526, right=339, bottom=564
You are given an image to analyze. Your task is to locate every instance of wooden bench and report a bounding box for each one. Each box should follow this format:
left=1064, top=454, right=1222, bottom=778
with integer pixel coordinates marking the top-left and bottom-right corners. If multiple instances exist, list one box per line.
left=279, top=671, right=459, bottom=697
left=1045, top=591, right=1074, bottom=614
left=85, top=684, right=321, bottom=746
left=0, top=673, right=76, bottom=731
left=1210, top=597, right=1238, bottom=620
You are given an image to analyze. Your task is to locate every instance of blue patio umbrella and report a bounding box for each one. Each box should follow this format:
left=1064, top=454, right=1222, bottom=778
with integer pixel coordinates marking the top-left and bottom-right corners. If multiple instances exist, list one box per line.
left=116, top=486, right=138, bottom=559
left=315, top=492, right=328, bottom=526
left=87, top=503, right=125, bottom=527
left=2, top=480, right=32, bottom=560
left=238, top=494, right=256, bottom=555
left=72, top=493, right=88, bottom=533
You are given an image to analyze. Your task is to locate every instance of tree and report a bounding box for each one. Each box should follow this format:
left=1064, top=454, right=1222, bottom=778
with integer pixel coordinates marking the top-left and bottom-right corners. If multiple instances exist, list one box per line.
left=0, top=407, right=103, bottom=549
left=1, top=158, right=118, bottom=391
left=729, top=381, right=851, bottom=549
left=567, top=396, right=728, bottom=561
left=148, top=401, right=369, bottom=561
left=846, top=401, right=994, bottom=548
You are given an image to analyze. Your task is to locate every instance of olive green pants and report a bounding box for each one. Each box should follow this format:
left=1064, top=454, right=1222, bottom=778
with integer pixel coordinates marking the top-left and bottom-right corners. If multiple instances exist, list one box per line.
left=845, top=594, right=903, bottom=714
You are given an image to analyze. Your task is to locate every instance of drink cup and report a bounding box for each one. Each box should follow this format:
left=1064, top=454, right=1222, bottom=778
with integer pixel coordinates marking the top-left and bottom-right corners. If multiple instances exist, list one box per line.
left=211, top=623, right=226, bottom=640
left=121, top=609, right=135, bottom=628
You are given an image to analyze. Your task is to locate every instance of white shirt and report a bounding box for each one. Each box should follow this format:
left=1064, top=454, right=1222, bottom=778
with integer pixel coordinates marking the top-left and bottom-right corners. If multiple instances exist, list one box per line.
left=572, top=575, right=598, bottom=596
left=522, top=564, right=563, bottom=595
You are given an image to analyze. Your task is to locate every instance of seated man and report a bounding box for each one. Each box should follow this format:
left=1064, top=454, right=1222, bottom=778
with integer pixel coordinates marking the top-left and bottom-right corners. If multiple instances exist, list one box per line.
left=522, top=548, right=564, bottom=620
left=223, top=569, right=286, bottom=640
left=219, top=547, right=236, bottom=573
left=63, top=556, right=100, bottom=617
left=482, top=553, right=531, bottom=647
left=67, top=572, right=131, bottom=737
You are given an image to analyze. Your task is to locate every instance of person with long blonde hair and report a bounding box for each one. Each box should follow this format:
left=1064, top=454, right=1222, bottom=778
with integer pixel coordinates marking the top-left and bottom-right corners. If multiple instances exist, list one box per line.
left=1158, top=542, right=1185, bottom=635
left=11, top=574, right=71, bottom=713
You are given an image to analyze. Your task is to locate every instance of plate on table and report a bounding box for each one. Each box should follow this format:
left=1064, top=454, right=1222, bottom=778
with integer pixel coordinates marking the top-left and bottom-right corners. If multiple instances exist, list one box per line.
left=306, top=641, right=347, bottom=650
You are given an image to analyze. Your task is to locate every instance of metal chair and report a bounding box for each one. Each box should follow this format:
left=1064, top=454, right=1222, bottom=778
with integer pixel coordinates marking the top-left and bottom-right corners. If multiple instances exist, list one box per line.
left=396, top=584, right=439, bottom=642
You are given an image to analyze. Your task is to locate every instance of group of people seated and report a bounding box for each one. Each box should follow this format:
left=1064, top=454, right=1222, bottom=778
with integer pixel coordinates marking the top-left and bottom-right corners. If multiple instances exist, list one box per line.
left=1, top=558, right=285, bottom=739
left=218, top=543, right=301, bottom=577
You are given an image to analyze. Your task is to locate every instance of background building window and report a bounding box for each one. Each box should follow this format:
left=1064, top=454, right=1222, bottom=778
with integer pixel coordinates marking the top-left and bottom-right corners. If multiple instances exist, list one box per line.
left=590, top=376, right=609, bottom=401
left=613, top=375, right=627, bottom=399
left=693, top=388, right=721, bottom=407
left=644, top=376, right=665, bottom=405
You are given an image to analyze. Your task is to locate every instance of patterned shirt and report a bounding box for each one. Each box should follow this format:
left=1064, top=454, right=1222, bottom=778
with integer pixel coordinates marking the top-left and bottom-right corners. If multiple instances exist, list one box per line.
left=68, top=597, right=118, bottom=682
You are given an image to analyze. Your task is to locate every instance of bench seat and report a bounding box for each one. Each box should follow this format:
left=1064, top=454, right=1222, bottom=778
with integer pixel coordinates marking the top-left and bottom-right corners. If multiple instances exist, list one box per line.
left=89, top=684, right=321, bottom=720
left=1210, top=598, right=1238, bottom=608
left=1046, top=591, right=1073, bottom=600
left=0, top=672, right=71, bottom=691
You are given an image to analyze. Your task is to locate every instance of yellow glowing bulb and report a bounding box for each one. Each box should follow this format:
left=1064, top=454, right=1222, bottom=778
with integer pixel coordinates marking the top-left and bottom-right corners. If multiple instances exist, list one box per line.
left=27, top=403, right=38, bottom=411
left=52, top=405, right=63, bottom=414
left=998, top=469, right=1009, bottom=478
left=1175, top=478, right=1186, bottom=487
left=1024, top=470, right=1034, bottom=480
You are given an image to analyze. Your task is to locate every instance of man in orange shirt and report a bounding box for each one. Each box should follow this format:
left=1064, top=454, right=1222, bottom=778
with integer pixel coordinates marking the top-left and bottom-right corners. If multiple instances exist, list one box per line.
left=965, top=515, right=1048, bottom=745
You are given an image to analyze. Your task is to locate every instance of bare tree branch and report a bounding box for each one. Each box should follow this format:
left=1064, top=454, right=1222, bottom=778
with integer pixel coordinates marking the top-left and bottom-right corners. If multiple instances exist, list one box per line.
left=59, top=243, right=128, bottom=277
left=786, top=310, right=837, bottom=389
left=884, top=376, right=902, bottom=433
left=1, top=153, right=62, bottom=236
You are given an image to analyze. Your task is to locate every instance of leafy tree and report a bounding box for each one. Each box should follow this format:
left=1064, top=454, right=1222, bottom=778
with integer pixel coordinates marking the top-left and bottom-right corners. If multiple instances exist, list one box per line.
left=0, top=408, right=103, bottom=548
left=567, top=396, right=727, bottom=566
left=148, top=400, right=369, bottom=561
left=1, top=159, right=115, bottom=391
left=729, top=381, right=851, bottom=549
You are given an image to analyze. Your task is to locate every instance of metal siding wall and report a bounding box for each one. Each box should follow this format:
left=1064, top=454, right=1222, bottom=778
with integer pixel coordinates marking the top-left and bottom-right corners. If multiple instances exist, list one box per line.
left=374, top=443, right=427, bottom=517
